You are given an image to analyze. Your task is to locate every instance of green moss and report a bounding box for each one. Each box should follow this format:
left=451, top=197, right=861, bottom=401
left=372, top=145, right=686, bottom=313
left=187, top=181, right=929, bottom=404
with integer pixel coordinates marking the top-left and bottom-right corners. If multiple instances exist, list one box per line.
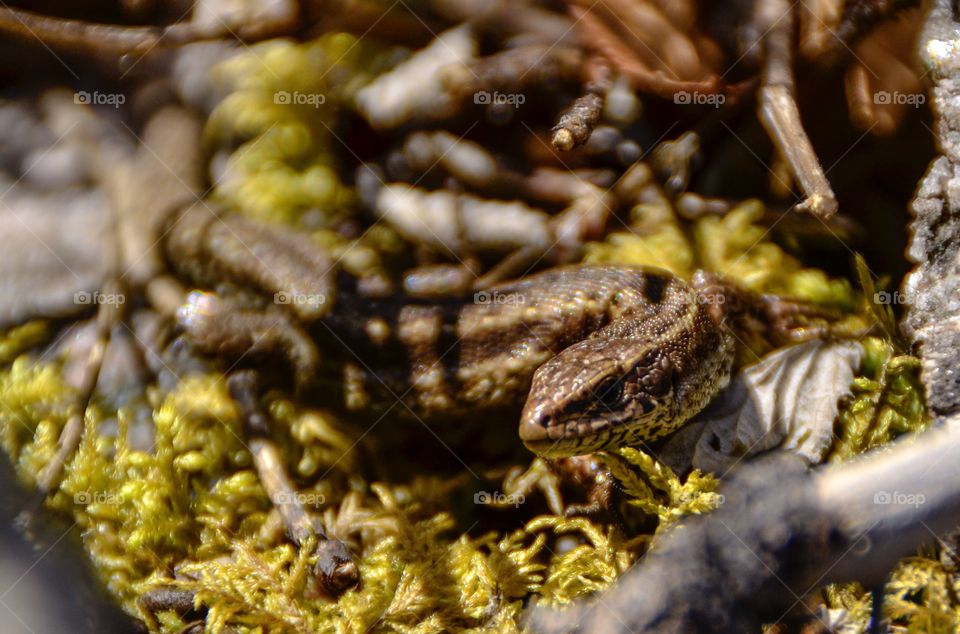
left=586, top=199, right=856, bottom=309
left=0, top=320, right=50, bottom=363
left=886, top=557, right=960, bottom=632
left=829, top=338, right=927, bottom=461
left=584, top=199, right=695, bottom=277
left=0, top=357, right=73, bottom=483
left=206, top=35, right=391, bottom=227
left=602, top=447, right=723, bottom=529
left=694, top=201, right=854, bottom=308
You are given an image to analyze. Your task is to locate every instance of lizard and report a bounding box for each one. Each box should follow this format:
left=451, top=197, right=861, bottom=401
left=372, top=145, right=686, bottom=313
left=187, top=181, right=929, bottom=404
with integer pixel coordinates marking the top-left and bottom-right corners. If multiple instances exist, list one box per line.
left=166, top=202, right=826, bottom=461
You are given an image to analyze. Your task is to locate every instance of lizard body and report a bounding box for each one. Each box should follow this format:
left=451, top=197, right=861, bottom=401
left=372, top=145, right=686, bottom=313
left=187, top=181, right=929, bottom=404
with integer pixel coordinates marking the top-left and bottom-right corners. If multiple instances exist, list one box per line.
left=166, top=205, right=736, bottom=457
left=321, top=266, right=735, bottom=457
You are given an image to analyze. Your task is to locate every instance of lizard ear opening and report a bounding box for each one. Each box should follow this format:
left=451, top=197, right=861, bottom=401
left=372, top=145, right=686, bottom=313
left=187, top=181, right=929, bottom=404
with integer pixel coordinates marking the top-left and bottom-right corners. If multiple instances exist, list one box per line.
left=637, top=350, right=674, bottom=398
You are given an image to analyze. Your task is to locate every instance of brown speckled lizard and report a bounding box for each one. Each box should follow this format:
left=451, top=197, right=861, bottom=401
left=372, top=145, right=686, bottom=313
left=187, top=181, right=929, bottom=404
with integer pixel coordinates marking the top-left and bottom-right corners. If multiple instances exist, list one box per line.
left=166, top=203, right=827, bottom=459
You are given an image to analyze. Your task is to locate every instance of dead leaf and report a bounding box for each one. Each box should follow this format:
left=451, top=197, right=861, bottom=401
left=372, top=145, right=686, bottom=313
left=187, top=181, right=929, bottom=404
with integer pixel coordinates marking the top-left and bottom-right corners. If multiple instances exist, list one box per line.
left=660, top=340, right=864, bottom=474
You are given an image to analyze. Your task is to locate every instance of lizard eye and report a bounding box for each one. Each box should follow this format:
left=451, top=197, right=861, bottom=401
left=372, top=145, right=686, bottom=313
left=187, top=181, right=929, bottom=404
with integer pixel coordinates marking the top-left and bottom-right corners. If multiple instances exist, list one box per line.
left=595, top=376, right=625, bottom=409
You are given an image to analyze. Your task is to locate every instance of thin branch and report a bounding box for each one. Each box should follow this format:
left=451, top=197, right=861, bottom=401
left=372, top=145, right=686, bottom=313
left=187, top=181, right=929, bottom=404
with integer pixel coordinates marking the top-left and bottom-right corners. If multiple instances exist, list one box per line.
left=0, top=4, right=297, bottom=57
left=756, top=0, right=838, bottom=219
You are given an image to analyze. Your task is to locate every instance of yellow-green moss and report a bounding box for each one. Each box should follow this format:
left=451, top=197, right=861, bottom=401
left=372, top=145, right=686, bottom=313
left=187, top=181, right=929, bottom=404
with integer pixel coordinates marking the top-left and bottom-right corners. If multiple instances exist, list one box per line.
left=886, top=556, right=960, bottom=632
left=830, top=338, right=927, bottom=461
left=0, top=320, right=50, bottom=364
left=586, top=199, right=856, bottom=309
left=602, top=447, right=723, bottom=529
left=206, top=34, right=391, bottom=227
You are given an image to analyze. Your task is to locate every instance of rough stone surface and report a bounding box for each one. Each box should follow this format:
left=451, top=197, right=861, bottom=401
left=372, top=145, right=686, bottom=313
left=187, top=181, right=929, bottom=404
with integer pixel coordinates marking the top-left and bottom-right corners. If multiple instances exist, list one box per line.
left=904, top=0, right=960, bottom=418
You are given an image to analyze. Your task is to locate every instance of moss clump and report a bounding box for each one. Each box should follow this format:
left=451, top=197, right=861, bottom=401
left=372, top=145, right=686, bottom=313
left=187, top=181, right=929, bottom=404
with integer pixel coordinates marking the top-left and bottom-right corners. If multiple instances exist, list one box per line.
left=586, top=199, right=856, bottom=310
left=0, top=320, right=49, bottom=364
left=829, top=338, right=926, bottom=461
left=602, top=447, right=723, bottom=529
left=206, top=34, right=391, bottom=227
left=206, top=36, right=410, bottom=283
left=885, top=556, right=960, bottom=632
left=822, top=554, right=960, bottom=634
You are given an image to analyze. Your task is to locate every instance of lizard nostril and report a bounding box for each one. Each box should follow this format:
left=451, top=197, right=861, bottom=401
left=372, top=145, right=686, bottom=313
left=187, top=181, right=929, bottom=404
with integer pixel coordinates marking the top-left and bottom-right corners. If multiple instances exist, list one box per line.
left=518, top=407, right=550, bottom=444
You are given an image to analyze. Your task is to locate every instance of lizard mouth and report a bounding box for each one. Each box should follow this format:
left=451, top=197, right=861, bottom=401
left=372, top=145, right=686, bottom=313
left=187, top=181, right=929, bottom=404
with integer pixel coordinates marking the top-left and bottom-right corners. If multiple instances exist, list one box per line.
left=522, top=436, right=587, bottom=458
left=521, top=432, right=613, bottom=458
left=519, top=418, right=614, bottom=457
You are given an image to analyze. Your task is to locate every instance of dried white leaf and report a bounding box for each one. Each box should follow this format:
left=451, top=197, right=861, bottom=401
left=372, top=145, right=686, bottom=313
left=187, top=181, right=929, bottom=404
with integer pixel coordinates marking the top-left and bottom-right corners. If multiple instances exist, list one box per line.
left=375, top=184, right=550, bottom=255
left=191, top=0, right=295, bottom=32
left=819, top=607, right=863, bottom=634
left=402, top=130, right=498, bottom=188
left=355, top=25, right=477, bottom=128
left=660, top=340, right=864, bottom=474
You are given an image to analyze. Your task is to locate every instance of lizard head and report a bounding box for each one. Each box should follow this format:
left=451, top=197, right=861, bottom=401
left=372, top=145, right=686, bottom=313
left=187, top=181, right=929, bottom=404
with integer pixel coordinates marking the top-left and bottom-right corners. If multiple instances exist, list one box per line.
left=519, top=338, right=677, bottom=457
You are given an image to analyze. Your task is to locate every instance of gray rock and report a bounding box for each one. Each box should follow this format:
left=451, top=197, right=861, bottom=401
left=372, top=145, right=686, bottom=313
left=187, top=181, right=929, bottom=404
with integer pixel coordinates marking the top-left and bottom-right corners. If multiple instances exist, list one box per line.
left=904, top=0, right=960, bottom=418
